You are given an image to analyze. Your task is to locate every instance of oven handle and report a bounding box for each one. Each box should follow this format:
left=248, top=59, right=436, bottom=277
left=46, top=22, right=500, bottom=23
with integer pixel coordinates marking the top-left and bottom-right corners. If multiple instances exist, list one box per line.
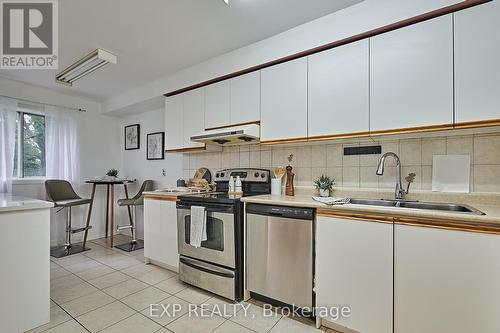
left=180, top=257, right=235, bottom=279
left=177, top=203, right=234, bottom=213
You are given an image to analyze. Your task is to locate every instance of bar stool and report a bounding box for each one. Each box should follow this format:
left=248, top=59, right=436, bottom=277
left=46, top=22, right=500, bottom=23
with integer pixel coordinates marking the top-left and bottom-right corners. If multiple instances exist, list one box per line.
left=45, top=180, right=93, bottom=258
left=115, top=180, right=153, bottom=252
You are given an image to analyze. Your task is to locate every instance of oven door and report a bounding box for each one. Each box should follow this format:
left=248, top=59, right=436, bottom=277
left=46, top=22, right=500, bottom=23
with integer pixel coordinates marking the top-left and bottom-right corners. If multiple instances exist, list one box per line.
left=177, top=202, right=235, bottom=269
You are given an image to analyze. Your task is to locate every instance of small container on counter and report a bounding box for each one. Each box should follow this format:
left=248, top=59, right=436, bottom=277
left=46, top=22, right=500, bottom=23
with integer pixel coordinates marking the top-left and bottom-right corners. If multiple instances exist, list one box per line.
left=271, top=178, right=282, bottom=195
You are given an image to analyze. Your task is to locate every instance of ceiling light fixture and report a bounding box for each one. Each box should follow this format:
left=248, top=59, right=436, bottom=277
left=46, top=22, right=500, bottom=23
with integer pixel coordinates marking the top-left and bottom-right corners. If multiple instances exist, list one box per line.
left=223, top=0, right=229, bottom=4
left=56, top=48, right=117, bottom=86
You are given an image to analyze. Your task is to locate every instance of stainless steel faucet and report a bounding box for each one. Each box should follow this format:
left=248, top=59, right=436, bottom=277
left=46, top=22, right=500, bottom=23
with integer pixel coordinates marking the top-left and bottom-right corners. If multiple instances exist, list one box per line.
left=376, top=152, right=407, bottom=200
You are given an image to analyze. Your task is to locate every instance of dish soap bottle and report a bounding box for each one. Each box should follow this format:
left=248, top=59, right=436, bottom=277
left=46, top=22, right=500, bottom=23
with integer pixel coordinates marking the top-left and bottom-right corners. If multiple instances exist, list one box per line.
left=235, top=176, right=242, bottom=193
left=229, top=176, right=235, bottom=193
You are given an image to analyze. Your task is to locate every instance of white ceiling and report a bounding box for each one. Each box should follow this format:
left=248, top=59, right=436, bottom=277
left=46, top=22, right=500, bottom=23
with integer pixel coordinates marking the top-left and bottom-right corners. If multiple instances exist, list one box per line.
left=0, top=0, right=362, bottom=101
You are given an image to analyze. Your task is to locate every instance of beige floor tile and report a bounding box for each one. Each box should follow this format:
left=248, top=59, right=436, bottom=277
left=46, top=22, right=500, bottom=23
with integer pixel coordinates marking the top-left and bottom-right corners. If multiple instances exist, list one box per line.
left=55, top=254, right=91, bottom=267
left=231, top=303, right=282, bottom=333
left=75, top=264, right=115, bottom=281
left=103, top=278, right=149, bottom=299
left=175, top=287, right=212, bottom=305
left=51, top=281, right=99, bottom=304
left=270, top=317, right=323, bottom=333
left=27, top=305, right=71, bottom=333
left=99, top=312, right=162, bottom=333
left=155, top=276, right=188, bottom=295
left=87, top=271, right=131, bottom=289
left=134, top=268, right=177, bottom=285
left=202, top=296, right=244, bottom=318
left=120, top=263, right=159, bottom=277
left=76, top=301, right=135, bottom=333
left=140, top=295, right=190, bottom=326
left=60, top=290, right=115, bottom=317
left=42, top=319, right=88, bottom=333
left=121, top=286, right=170, bottom=311
left=166, top=312, right=226, bottom=333
left=50, top=300, right=57, bottom=308
left=65, top=259, right=104, bottom=273
left=51, top=274, right=84, bottom=290
left=105, top=256, right=144, bottom=270
left=213, top=320, right=255, bottom=333
left=50, top=266, right=72, bottom=280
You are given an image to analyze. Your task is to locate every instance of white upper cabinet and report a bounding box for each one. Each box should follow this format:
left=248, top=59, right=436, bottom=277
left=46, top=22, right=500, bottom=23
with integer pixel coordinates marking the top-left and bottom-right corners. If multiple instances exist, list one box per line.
left=370, top=15, right=453, bottom=132
left=165, top=95, right=183, bottom=151
left=182, top=88, right=205, bottom=149
left=230, top=71, right=260, bottom=125
left=204, top=80, right=230, bottom=130
left=261, top=58, right=308, bottom=142
left=308, top=40, right=369, bottom=138
left=395, top=225, right=500, bottom=333
left=316, top=216, right=393, bottom=333
left=455, top=1, right=500, bottom=124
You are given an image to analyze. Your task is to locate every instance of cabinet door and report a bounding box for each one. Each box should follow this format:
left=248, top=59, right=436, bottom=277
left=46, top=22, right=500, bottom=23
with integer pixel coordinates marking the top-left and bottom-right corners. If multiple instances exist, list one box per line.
left=308, top=40, right=369, bottom=137
left=455, top=1, right=500, bottom=123
left=161, top=201, right=179, bottom=269
left=183, top=88, right=205, bottom=149
left=230, top=71, right=260, bottom=125
left=370, top=15, right=453, bottom=132
left=165, top=96, right=183, bottom=151
left=144, top=198, right=162, bottom=261
left=205, top=80, right=230, bottom=130
left=261, top=58, right=308, bottom=142
left=316, top=216, right=393, bottom=333
left=394, top=225, right=500, bottom=333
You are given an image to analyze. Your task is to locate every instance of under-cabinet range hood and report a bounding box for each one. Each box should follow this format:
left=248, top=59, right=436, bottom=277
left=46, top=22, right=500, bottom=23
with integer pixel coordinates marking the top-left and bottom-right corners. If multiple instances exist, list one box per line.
left=190, top=124, right=260, bottom=146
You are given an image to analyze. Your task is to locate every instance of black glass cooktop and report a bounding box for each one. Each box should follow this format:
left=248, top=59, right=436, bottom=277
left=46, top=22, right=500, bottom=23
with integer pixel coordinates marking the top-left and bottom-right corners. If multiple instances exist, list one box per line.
left=178, top=192, right=249, bottom=204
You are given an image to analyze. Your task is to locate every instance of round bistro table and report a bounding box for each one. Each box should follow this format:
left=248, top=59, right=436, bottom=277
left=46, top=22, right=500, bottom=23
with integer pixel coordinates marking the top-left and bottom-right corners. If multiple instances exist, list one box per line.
left=84, top=179, right=136, bottom=248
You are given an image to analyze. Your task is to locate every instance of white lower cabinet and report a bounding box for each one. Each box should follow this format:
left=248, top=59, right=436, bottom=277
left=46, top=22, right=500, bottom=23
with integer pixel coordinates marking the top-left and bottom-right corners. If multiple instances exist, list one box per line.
left=316, top=215, right=393, bottom=333
left=394, top=225, right=500, bottom=333
left=144, top=198, right=178, bottom=270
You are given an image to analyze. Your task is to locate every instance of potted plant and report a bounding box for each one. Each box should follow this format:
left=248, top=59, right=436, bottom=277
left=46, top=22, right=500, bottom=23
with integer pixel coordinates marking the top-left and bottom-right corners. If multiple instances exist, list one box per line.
left=314, top=174, right=335, bottom=197
left=106, top=168, right=119, bottom=180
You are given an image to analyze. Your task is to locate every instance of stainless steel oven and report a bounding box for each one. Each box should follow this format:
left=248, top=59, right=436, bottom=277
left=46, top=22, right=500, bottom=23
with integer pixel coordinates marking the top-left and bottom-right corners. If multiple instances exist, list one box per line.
left=177, top=202, right=235, bottom=268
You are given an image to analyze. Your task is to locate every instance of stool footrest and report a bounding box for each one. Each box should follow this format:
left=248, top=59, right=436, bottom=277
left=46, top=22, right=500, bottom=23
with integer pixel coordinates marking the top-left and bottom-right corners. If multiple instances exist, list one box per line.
left=71, top=226, right=92, bottom=234
left=117, top=225, right=133, bottom=231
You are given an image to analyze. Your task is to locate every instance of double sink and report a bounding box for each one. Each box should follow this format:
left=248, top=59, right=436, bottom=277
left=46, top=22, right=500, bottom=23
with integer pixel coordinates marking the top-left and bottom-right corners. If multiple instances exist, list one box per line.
left=349, top=198, right=485, bottom=215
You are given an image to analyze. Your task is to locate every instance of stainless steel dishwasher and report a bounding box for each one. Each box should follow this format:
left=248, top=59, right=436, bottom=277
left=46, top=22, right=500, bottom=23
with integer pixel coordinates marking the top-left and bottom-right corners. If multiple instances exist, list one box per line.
left=246, top=204, right=314, bottom=309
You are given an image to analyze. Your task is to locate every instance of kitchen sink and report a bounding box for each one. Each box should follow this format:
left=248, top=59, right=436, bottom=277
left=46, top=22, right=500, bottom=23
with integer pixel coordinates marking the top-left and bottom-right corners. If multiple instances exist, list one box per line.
left=349, top=198, right=485, bottom=215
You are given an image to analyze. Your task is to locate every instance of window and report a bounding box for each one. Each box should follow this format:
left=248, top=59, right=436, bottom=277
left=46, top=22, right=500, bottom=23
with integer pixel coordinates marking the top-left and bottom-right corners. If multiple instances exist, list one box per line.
left=13, top=110, right=46, bottom=178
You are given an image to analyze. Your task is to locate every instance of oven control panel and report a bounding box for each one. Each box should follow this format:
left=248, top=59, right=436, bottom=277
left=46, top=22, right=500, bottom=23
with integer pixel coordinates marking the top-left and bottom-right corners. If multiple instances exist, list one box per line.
left=215, top=168, right=270, bottom=183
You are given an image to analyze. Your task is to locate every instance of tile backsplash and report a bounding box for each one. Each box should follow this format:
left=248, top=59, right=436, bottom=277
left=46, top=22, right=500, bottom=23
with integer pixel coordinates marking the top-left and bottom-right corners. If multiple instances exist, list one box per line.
left=182, top=132, right=500, bottom=193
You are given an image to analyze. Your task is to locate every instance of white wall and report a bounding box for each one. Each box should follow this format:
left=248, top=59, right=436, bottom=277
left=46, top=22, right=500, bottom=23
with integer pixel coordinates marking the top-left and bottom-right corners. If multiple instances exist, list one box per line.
left=104, top=0, right=464, bottom=114
left=119, top=108, right=183, bottom=238
left=1, top=77, right=122, bottom=246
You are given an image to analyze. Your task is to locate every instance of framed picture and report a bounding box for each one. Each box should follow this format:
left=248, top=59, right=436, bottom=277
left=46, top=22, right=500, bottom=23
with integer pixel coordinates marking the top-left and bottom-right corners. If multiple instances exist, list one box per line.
left=125, top=124, right=140, bottom=150
left=147, top=132, right=165, bottom=160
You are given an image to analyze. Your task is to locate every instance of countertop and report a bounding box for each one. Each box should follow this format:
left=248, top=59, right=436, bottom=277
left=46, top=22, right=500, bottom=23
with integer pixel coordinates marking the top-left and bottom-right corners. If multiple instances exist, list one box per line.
left=0, top=194, right=53, bottom=213
left=241, top=193, right=500, bottom=231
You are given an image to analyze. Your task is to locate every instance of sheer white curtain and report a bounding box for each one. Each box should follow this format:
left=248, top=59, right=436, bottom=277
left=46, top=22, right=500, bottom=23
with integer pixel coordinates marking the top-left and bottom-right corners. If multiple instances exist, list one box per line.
left=0, top=97, right=17, bottom=193
left=45, top=105, right=80, bottom=184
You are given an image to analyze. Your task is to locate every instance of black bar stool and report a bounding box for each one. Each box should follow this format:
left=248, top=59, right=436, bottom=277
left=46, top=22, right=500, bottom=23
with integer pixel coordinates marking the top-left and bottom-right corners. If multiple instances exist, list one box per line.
left=45, top=180, right=93, bottom=258
left=115, top=180, right=153, bottom=252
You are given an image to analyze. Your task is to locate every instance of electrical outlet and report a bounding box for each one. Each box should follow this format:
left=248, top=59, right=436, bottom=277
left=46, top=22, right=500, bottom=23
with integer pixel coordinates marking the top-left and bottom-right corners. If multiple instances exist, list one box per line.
left=162, top=169, right=167, bottom=176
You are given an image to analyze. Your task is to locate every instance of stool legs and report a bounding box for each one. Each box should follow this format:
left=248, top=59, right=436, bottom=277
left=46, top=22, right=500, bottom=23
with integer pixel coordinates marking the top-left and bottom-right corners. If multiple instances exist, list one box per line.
left=50, top=206, right=89, bottom=258
left=115, top=205, right=144, bottom=252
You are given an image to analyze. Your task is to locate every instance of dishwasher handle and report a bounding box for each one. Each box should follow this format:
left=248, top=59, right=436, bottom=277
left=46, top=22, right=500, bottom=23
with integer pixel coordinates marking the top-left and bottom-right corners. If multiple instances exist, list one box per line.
left=246, top=203, right=314, bottom=220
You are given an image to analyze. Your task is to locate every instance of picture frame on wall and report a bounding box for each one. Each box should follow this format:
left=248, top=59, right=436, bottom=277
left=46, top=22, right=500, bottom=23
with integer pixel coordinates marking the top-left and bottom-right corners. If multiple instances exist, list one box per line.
left=125, top=124, right=140, bottom=150
left=147, top=132, right=165, bottom=160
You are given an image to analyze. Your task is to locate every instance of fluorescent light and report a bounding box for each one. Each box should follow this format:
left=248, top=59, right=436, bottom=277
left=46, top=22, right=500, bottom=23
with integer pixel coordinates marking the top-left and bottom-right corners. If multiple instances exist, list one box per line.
left=56, top=48, right=117, bottom=86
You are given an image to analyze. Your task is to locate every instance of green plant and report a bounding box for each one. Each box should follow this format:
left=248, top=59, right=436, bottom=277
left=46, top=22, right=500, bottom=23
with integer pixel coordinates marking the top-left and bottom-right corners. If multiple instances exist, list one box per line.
left=313, top=174, right=335, bottom=191
left=106, top=169, right=119, bottom=177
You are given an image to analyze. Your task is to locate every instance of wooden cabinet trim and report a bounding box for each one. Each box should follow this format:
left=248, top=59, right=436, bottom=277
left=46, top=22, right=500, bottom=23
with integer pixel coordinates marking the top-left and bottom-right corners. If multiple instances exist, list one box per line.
left=144, top=195, right=178, bottom=202
left=164, top=0, right=490, bottom=97
left=165, top=146, right=206, bottom=153
left=394, top=217, right=500, bottom=235
left=454, top=119, right=500, bottom=129
left=316, top=210, right=394, bottom=224
left=205, top=120, right=260, bottom=131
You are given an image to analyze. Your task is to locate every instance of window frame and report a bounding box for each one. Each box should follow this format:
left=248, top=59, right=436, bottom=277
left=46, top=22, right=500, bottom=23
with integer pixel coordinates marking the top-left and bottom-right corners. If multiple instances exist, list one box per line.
left=13, top=107, right=47, bottom=179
